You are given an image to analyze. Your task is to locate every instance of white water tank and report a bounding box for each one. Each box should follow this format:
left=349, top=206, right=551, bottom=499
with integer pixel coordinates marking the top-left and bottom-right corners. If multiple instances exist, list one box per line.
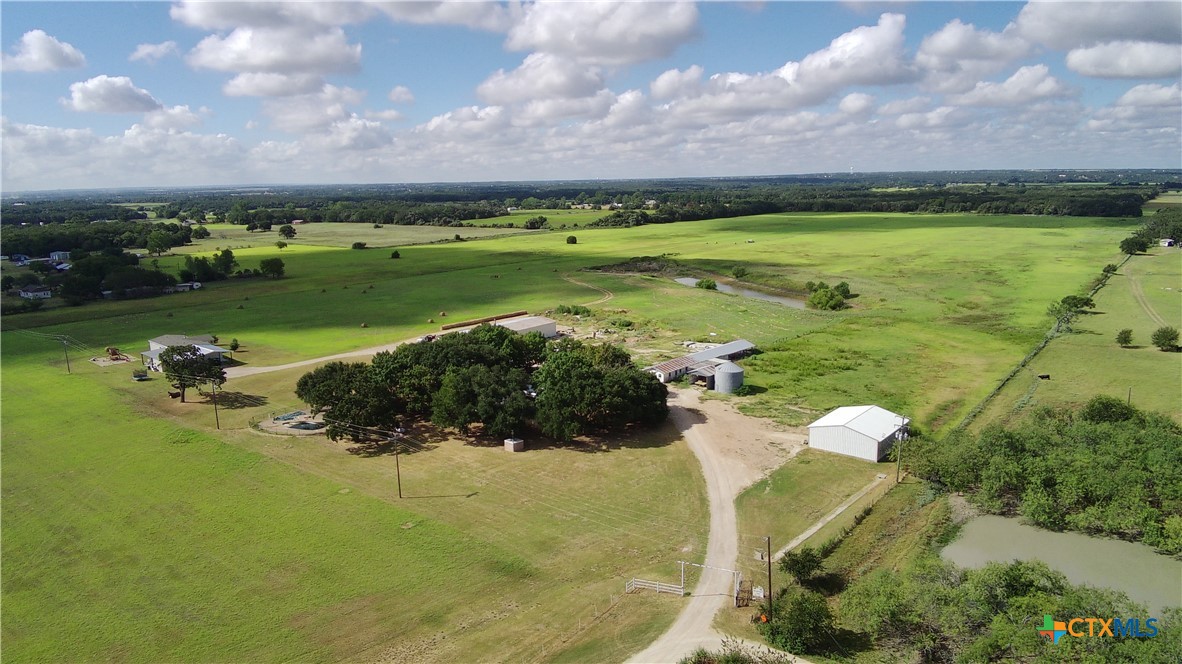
left=504, top=438, right=524, bottom=452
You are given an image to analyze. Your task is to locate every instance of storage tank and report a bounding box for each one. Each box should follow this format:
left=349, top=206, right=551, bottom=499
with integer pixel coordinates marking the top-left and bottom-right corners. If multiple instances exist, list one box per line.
left=504, top=438, right=525, bottom=452
left=713, top=362, right=744, bottom=394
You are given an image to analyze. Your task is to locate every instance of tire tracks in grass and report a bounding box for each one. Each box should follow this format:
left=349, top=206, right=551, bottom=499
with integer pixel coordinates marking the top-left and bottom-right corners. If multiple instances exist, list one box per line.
left=562, top=274, right=614, bottom=306
left=1126, top=258, right=1167, bottom=327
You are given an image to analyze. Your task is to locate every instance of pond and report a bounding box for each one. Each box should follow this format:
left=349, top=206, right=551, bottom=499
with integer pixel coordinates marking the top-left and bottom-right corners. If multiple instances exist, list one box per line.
left=672, top=277, right=806, bottom=309
left=941, top=515, right=1182, bottom=614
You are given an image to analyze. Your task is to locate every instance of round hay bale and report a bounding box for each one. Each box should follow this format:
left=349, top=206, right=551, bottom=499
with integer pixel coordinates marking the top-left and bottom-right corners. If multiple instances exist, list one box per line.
left=236, top=304, right=244, bottom=309
left=440, top=311, right=447, bottom=317
left=361, top=322, right=368, bottom=328
left=427, top=318, right=435, bottom=323
left=165, top=312, right=174, bottom=318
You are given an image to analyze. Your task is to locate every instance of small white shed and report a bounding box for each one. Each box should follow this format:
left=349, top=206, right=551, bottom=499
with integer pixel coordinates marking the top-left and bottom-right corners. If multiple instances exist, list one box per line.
left=807, top=405, right=908, bottom=462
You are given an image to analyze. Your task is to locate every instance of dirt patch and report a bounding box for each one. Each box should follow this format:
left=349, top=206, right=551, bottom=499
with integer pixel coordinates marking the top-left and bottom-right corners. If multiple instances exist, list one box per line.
left=669, top=387, right=804, bottom=492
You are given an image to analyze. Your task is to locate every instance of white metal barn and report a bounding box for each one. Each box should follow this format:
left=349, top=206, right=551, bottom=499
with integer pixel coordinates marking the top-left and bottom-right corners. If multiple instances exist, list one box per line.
left=807, top=405, right=908, bottom=462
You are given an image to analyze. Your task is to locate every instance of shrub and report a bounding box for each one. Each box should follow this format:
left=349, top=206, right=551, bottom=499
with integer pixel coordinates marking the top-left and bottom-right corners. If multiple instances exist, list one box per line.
left=1103, top=263, right=1119, bottom=274
left=695, top=278, right=717, bottom=290
left=555, top=304, right=591, bottom=316
left=732, top=265, right=749, bottom=279
left=373, top=223, right=383, bottom=228
left=453, top=233, right=462, bottom=241
left=390, top=250, right=401, bottom=259
left=1151, top=326, right=1179, bottom=351
left=1116, top=329, right=1133, bottom=347
left=833, top=281, right=852, bottom=297
left=229, top=338, right=240, bottom=351
left=1079, top=394, right=1139, bottom=424
left=807, top=287, right=845, bottom=310
left=566, top=235, right=577, bottom=244
left=351, top=242, right=367, bottom=250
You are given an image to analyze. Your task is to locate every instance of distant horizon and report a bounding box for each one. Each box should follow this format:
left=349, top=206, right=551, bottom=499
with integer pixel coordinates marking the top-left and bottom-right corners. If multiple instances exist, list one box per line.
left=5, top=167, right=1181, bottom=198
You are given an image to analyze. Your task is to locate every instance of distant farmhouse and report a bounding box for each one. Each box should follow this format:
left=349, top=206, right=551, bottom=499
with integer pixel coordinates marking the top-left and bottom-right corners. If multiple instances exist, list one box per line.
left=645, top=339, right=752, bottom=393
left=49, top=250, right=71, bottom=262
left=807, top=405, right=908, bottom=462
left=141, top=334, right=230, bottom=372
left=18, top=285, right=53, bottom=300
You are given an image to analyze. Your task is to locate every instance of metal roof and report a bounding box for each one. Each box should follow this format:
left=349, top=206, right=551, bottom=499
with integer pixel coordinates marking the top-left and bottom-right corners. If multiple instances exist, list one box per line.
left=687, top=339, right=755, bottom=362
left=150, top=334, right=215, bottom=347
left=495, top=316, right=556, bottom=331
left=650, top=355, right=700, bottom=374
left=808, top=405, right=908, bottom=442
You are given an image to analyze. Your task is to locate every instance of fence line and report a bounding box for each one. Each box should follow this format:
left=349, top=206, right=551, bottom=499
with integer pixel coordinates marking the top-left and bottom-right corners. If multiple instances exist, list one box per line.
left=957, top=253, right=1133, bottom=429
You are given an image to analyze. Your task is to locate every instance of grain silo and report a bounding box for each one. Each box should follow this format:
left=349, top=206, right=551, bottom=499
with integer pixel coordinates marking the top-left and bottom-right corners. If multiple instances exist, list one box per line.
left=713, top=361, right=744, bottom=394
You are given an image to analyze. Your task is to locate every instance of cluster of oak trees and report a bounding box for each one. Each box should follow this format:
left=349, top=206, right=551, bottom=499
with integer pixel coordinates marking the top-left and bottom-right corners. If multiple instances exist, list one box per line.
left=295, top=324, right=668, bottom=442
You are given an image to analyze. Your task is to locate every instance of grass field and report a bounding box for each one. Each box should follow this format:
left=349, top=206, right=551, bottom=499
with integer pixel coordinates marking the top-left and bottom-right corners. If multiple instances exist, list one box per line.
left=1, top=331, right=708, bottom=662
left=979, top=245, right=1182, bottom=425
left=179, top=221, right=539, bottom=251
left=2, top=209, right=1140, bottom=661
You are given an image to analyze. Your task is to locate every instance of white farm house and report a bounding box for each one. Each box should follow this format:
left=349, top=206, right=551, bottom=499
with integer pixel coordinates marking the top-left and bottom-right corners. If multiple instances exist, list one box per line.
left=807, top=405, right=908, bottom=462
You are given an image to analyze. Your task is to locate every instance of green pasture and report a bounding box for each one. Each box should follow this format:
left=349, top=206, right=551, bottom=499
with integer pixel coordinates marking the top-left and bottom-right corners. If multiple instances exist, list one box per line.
left=498, top=209, right=609, bottom=228
left=980, top=245, right=1182, bottom=425
left=1, top=332, right=707, bottom=662
left=177, top=221, right=538, bottom=250
left=2, top=209, right=1142, bottom=661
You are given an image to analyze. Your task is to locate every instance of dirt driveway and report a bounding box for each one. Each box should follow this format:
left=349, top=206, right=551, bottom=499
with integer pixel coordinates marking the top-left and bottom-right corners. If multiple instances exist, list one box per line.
left=626, top=388, right=804, bottom=664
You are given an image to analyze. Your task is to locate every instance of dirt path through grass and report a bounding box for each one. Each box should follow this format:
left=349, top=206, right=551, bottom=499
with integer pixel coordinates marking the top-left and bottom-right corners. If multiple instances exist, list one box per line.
left=627, top=388, right=806, bottom=664
left=1126, top=258, right=1167, bottom=327
left=562, top=274, right=615, bottom=306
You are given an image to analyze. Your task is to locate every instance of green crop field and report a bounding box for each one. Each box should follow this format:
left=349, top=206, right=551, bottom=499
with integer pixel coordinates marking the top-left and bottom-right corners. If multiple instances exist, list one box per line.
left=2, top=209, right=1143, bottom=662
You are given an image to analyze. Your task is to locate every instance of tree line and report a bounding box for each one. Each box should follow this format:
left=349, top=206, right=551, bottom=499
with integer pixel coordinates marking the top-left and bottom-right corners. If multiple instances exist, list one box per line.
left=1119, top=206, right=1182, bottom=255
left=2, top=220, right=191, bottom=258
left=294, top=325, right=668, bottom=442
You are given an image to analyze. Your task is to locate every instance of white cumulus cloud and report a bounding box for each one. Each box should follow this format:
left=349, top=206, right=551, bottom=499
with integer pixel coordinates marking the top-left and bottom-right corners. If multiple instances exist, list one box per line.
left=948, top=65, right=1071, bottom=107
left=142, top=105, right=204, bottom=131
left=477, top=53, right=604, bottom=105
left=2, top=29, right=86, bottom=72
left=506, top=0, right=699, bottom=66
left=63, top=75, right=162, bottom=113
left=1115, top=83, right=1182, bottom=107
left=171, top=1, right=373, bottom=29
left=130, top=41, right=180, bottom=63
left=388, top=85, right=415, bottom=104
left=1015, top=2, right=1181, bottom=50
left=651, top=66, right=704, bottom=100
left=917, top=19, right=1030, bottom=93
left=1066, top=41, right=1182, bottom=79
left=372, top=1, right=516, bottom=32
left=224, top=73, right=325, bottom=97
left=187, top=26, right=361, bottom=75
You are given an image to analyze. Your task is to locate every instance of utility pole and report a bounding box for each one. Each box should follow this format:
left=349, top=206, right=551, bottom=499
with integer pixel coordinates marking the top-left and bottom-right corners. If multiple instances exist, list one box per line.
left=765, top=536, right=773, bottom=624
left=394, top=439, right=403, bottom=499
left=210, top=380, right=221, bottom=430
left=61, top=339, right=71, bottom=374
left=1128, top=386, right=1132, bottom=406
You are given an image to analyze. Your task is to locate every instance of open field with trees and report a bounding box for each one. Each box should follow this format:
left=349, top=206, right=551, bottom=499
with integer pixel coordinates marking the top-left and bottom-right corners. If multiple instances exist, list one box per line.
left=2, top=205, right=1156, bottom=661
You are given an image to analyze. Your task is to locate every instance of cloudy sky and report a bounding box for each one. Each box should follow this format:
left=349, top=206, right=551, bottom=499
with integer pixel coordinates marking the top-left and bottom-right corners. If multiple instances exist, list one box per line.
left=2, top=1, right=1180, bottom=191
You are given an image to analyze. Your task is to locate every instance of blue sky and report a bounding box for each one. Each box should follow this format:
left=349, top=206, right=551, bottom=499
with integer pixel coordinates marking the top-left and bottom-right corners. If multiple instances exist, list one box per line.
left=2, top=1, right=1179, bottom=191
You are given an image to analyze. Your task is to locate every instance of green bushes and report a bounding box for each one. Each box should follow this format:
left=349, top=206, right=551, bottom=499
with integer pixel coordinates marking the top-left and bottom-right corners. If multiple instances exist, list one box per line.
left=351, top=242, right=367, bottom=250
left=554, top=304, right=591, bottom=316
left=695, top=278, right=717, bottom=290
left=906, top=397, right=1182, bottom=551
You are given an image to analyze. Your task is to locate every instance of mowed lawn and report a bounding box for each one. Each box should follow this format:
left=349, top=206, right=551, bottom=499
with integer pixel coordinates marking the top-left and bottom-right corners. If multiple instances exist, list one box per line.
left=981, top=244, right=1182, bottom=425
